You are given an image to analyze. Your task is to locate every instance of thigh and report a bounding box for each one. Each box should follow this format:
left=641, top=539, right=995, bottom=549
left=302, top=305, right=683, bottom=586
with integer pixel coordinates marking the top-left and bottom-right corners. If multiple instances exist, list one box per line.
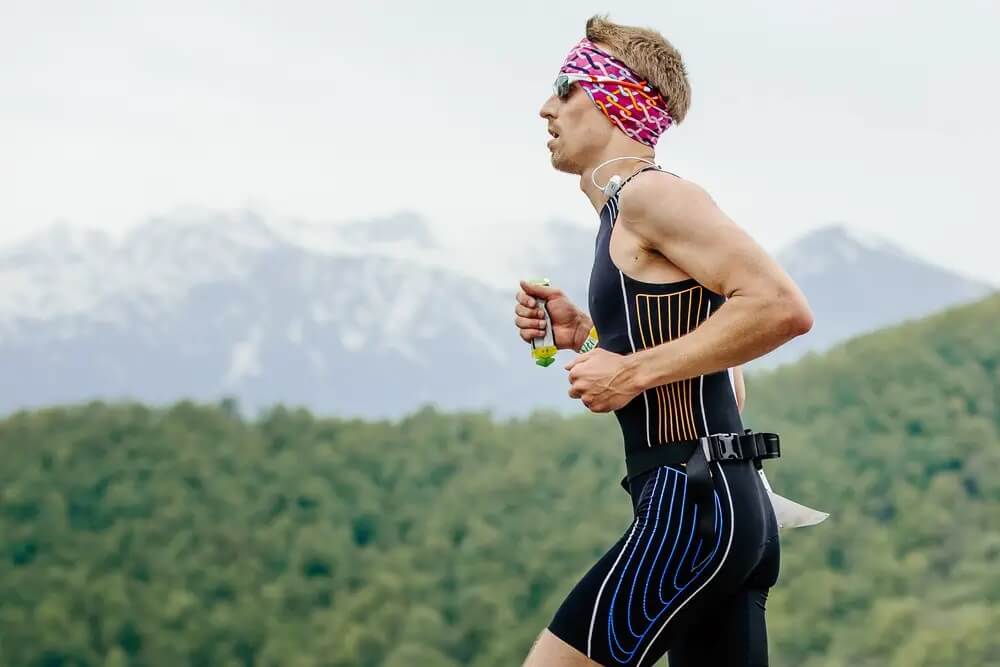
left=667, top=586, right=773, bottom=667
left=548, top=464, right=744, bottom=667
left=668, top=485, right=781, bottom=667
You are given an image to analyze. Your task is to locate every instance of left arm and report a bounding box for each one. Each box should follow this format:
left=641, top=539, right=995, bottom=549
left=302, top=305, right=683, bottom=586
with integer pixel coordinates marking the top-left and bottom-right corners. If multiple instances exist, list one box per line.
left=618, top=173, right=813, bottom=393
left=733, top=365, right=745, bottom=414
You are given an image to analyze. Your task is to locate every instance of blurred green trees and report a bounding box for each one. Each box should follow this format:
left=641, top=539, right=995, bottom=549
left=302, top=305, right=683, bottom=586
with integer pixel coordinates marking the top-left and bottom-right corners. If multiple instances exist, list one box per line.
left=1, top=294, right=998, bottom=666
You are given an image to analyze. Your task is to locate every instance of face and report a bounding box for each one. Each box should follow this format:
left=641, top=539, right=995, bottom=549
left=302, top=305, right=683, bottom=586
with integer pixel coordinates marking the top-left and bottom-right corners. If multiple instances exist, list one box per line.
left=538, top=78, right=614, bottom=175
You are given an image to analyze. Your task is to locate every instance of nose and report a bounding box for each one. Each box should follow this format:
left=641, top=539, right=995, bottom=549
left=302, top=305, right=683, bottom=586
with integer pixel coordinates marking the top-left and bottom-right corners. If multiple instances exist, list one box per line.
left=539, top=93, right=558, bottom=121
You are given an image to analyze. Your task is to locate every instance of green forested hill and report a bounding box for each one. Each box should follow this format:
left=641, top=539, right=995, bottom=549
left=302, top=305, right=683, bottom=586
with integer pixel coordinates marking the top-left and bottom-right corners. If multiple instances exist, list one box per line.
left=1, top=293, right=998, bottom=667
left=742, top=291, right=1000, bottom=666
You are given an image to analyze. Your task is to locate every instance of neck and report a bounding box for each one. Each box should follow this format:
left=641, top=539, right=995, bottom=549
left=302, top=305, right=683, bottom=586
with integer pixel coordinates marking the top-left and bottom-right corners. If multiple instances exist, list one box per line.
left=580, top=150, right=657, bottom=212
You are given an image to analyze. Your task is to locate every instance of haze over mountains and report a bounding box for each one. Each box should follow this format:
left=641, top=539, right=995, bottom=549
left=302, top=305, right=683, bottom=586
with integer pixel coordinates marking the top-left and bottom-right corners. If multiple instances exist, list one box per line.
left=0, top=212, right=993, bottom=418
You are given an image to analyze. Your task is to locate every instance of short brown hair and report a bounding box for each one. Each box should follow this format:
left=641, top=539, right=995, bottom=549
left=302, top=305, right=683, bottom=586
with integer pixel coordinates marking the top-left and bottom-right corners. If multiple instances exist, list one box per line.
left=585, top=14, right=692, bottom=124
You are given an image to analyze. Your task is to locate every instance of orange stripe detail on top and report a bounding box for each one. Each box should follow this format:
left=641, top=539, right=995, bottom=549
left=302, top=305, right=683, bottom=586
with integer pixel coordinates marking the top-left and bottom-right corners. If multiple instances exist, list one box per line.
left=633, top=286, right=710, bottom=444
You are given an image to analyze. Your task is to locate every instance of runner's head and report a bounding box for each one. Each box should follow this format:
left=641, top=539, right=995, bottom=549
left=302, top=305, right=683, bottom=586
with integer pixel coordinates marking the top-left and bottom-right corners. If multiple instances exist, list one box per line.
left=539, top=15, right=691, bottom=174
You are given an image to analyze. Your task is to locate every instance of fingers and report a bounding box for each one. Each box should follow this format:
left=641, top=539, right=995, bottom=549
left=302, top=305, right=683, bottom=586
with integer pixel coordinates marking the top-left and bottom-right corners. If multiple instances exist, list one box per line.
left=563, top=351, right=589, bottom=371
left=519, top=279, right=560, bottom=299
left=568, top=382, right=593, bottom=412
left=515, top=311, right=546, bottom=341
left=516, top=289, right=537, bottom=309
left=514, top=281, right=558, bottom=343
left=514, top=305, right=547, bottom=329
left=515, top=318, right=547, bottom=339
left=514, top=303, right=545, bottom=320
left=514, top=289, right=547, bottom=343
left=515, top=318, right=547, bottom=333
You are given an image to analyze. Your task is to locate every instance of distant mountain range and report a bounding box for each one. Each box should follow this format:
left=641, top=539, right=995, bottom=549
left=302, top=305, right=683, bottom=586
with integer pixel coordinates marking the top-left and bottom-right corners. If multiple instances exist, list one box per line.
left=753, top=224, right=995, bottom=369
left=0, top=212, right=993, bottom=418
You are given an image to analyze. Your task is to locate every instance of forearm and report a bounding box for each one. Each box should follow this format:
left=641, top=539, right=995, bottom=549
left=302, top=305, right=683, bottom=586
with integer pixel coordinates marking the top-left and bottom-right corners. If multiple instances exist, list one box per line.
left=569, top=307, right=595, bottom=350
left=623, top=295, right=806, bottom=392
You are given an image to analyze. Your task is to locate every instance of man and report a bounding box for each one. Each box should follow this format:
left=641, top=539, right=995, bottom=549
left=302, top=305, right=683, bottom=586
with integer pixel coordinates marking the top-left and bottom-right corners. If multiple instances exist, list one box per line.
left=513, top=14, right=813, bottom=667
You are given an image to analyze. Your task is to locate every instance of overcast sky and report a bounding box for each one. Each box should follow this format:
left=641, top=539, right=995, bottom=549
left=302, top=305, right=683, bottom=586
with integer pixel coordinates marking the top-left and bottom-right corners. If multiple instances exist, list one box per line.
left=2, top=0, right=998, bottom=284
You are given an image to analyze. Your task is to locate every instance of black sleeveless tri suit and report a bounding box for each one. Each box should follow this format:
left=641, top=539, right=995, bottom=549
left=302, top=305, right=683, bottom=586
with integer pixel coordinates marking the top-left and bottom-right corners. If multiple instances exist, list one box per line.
left=546, top=166, right=781, bottom=667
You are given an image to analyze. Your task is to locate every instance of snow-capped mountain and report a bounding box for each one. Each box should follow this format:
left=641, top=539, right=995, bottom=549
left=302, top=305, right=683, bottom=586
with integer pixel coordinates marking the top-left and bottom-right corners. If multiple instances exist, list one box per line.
left=0, top=213, right=993, bottom=418
left=750, top=223, right=995, bottom=369
left=0, top=210, right=579, bottom=419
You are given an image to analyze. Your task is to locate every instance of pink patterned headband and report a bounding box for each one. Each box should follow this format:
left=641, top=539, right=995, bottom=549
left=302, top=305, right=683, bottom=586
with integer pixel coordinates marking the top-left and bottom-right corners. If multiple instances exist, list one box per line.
left=558, top=38, right=673, bottom=147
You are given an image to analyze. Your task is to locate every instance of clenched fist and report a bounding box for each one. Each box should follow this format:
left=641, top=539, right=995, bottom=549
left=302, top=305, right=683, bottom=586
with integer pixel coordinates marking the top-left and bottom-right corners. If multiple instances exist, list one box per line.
left=514, top=280, right=593, bottom=351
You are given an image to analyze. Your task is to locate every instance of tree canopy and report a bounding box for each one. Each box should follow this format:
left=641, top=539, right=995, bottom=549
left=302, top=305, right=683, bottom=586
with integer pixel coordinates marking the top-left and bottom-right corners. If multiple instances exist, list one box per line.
left=2, top=294, right=998, bottom=666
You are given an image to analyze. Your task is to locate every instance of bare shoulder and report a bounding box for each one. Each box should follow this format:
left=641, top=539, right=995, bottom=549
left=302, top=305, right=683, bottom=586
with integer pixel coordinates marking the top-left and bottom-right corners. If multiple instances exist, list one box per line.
left=618, top=169, right=718, bottom=234
left=628, top=168, right=708, bottom=195
left=614, top=168, right=810, bottom=328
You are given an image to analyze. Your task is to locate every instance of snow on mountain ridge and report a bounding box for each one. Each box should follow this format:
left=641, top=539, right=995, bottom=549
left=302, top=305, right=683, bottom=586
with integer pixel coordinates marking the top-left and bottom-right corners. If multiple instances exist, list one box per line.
left=0, top=215, right=946, bottom=338
left=0, top=211, right=286, bottom=325
left=0, top=211, right=488, bottom=326
left=0, top=212, right=512, bottom=375
left=0, top=222, right=114, bottom=264
left=339, top=211, right=435, bottom=247
left=271, top=213, right=455, bottom=272
left=776, top=223, right=911, bottom=278
left=127, top=208, right=279, bottom=252
left=0, top=211, right=992, bottom=418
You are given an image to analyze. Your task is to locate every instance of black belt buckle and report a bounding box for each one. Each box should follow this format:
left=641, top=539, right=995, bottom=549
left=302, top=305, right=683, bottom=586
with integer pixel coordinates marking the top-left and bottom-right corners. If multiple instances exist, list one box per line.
left=711, top=433, right=741, bottom=461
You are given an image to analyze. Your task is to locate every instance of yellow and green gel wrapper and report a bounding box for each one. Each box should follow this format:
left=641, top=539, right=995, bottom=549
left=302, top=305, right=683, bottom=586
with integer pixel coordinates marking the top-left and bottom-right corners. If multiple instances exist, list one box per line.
left=527, top=278, right=558, bottom=367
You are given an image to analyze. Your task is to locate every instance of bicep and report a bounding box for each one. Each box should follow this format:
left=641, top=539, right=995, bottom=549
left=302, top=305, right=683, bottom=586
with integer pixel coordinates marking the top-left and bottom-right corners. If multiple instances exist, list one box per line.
left=625, top=175, right=806, bottom=307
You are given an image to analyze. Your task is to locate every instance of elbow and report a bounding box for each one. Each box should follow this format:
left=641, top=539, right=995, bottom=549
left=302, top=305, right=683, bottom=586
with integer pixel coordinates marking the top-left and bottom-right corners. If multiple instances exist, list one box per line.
left=782, top=303, right=814, bottom=338
left=772, top=290, right=813, bottom=338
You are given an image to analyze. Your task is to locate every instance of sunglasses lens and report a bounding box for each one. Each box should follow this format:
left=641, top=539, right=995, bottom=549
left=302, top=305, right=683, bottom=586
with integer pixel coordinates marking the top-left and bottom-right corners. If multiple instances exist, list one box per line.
left=554, top=75, right=571, bottom=99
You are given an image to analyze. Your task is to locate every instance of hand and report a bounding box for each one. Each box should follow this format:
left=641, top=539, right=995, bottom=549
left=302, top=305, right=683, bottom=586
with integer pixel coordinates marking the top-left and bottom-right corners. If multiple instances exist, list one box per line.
left=564, top=348, right=641, bottom=413
left=514, top=280, right=591, bottom=351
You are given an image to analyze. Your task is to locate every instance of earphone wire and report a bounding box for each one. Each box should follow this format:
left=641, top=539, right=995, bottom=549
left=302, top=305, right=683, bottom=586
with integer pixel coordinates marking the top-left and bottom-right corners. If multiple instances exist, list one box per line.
left=592, top=156, right=660, bottom=197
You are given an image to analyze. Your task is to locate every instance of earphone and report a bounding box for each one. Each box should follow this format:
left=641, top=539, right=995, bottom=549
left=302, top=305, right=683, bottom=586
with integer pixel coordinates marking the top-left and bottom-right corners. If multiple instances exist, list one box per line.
left=592, top=156, right=659, bottom=197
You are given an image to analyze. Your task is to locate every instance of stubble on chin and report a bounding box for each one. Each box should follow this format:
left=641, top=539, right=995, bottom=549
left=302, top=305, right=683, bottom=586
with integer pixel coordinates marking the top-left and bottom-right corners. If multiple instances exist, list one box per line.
left=550, top=149, right=581, bottom=175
